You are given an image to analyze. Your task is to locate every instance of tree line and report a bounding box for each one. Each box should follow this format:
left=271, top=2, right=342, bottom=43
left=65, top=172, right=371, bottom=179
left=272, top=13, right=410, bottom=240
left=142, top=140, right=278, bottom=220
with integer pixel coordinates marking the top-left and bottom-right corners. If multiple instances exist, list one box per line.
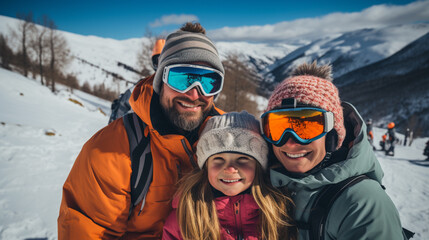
left=1, top=14, right=264, bottom=111
left=0, top=12, right=117, bottom=100
left=1, top=13, right=72, bottom=92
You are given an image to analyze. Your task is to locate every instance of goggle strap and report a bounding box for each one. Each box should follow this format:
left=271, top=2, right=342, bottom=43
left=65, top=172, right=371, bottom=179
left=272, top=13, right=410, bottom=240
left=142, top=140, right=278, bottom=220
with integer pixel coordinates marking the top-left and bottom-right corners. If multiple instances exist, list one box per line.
left=281, top=98, right=297, bottom=108
left=324, top=111, right=334, bottom=133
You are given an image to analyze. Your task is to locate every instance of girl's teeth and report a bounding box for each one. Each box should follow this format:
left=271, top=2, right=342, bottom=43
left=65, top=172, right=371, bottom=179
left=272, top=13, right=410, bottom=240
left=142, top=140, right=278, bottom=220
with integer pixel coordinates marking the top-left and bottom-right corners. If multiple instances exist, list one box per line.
left=222, top=179, right=240, bottom=183
left=286, top=152, right=306, bottom=158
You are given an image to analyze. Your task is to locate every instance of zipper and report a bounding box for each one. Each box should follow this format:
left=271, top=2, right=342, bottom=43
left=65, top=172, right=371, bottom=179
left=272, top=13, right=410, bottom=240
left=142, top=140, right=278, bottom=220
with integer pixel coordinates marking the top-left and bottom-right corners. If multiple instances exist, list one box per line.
left=234, top=200, right=243, bottom=240
left=181, top=139, right=198, bottom=168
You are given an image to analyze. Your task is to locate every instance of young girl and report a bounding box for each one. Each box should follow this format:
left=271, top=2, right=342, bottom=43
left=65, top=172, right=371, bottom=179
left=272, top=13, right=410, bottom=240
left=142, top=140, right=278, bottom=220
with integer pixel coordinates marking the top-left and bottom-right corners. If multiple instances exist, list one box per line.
left=162, top=111, right=296, bottom=240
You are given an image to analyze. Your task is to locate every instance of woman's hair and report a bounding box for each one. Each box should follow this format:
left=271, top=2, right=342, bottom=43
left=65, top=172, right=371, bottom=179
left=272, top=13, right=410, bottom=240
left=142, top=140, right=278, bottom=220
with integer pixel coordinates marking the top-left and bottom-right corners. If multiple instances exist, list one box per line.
left=176, top=161, right=297, bottom=240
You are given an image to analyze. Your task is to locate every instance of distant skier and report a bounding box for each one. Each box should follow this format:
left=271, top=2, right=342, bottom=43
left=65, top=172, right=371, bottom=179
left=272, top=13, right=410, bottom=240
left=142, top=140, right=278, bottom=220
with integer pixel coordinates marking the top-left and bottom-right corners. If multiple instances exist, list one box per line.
left=424, top=140, right=429, bottom=161
left=404, top=128, right=410, bottom=146
left=366, top=118, right=376, bottom=150
left=385, top=122, right=397, bottom=156
left=108, top=38, right=165, bottom=124
left=380, top=134, right=387, bottom=151
left=408, top=130, right=413, bottom=147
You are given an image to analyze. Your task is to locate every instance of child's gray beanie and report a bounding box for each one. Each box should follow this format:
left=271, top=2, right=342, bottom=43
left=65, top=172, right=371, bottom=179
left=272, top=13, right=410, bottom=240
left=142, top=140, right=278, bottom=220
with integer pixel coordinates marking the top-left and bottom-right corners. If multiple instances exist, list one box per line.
left=153, top=30, right=224, bottom=94
left=196, top=111, right=268, bottom=169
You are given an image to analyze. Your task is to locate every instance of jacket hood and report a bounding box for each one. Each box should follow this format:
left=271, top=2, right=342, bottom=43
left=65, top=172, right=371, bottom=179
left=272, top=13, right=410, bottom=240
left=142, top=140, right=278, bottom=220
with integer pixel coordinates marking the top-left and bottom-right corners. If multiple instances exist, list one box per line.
left=129, top=75, right=156, bottom=129
left=270, top=102, right=384, bottom=190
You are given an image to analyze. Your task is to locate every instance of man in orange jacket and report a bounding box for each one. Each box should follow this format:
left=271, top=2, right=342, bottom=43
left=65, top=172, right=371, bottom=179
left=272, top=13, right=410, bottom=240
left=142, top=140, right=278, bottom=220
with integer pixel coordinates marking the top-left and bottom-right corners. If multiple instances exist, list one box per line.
left=58, top=22, right=225, bottom=239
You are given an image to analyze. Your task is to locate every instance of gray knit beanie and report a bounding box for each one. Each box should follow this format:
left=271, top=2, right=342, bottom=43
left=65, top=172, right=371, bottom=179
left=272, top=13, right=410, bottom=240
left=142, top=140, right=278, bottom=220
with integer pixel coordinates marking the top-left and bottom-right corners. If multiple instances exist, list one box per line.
left=196, top=111, right=269, bottom=169
left=153, top=30, right=224, bottom=94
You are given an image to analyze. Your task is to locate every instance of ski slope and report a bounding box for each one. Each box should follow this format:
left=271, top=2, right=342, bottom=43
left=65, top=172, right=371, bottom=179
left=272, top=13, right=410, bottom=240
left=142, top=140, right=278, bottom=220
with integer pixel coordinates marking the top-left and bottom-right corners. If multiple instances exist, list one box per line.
left=0, top=68, right=428, bottom=239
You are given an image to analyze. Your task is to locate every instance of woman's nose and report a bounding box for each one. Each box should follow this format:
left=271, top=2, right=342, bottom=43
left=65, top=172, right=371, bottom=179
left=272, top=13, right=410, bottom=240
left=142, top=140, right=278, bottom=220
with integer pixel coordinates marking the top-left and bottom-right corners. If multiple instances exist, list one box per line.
left=283, top=136, right=301, bottom=146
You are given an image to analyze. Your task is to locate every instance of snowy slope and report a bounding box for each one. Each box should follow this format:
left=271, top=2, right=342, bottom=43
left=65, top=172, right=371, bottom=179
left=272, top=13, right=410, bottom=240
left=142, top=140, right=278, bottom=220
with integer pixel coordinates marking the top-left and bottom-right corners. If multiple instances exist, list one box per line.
left=0, top=67, right=428, bottom=239
left=372, top=128, right=429, bottom=239
left=0, top=15, right=146, bottom=94
left=0, top=68, right=110, bottom=239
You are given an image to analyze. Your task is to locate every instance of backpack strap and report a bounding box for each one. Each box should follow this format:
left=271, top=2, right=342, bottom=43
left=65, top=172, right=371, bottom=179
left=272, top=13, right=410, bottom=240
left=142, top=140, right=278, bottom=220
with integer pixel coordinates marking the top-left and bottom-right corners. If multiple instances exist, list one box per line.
left=306, top=175, right=370, bottom=240
left=123, top=112, right=153, bottom=217
left=301, top=175, right=415, bottom=240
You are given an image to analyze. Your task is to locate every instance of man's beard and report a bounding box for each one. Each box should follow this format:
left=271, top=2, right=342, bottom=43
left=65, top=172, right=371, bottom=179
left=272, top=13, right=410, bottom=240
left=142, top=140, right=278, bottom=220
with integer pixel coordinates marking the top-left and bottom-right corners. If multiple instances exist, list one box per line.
left=163, top=97, right=211, bottom=131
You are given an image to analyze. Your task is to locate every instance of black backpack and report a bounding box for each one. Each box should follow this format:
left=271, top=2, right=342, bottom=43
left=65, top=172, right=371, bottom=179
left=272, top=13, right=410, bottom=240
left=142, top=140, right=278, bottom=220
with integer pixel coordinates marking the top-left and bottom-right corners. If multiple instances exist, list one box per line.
left=109, top=86, right=135, bottom=124
left=296, top=175, right=415, bottom=240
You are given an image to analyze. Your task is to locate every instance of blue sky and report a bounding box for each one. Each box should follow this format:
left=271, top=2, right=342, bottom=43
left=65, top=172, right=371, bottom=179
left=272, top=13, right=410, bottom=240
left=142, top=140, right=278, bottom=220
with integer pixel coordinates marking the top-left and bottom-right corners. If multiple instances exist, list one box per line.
left=0, top=0, right=427, bottom=42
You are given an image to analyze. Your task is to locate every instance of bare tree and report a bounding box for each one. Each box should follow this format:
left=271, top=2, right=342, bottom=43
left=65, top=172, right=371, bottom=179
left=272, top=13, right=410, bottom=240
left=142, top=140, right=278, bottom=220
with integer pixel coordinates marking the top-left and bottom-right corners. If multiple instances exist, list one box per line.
left=46, top=18, right=70, bottom=92
left=0, top=34, right=14, bottom=69
left=14, top=12, right=35, bottom=77
left=136, top=28, right=157, bottom=77
left=29, top=15, right=49, bottom=85
left=216, top=54, right=261, bottom=116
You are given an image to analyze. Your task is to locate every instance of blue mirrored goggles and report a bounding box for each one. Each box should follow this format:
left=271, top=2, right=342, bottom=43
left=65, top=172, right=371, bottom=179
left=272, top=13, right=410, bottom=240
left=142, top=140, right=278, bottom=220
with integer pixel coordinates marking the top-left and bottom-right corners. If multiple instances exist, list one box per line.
left=260, top=107, right=334, bottom=146
left=162, top=64, right=224, bottom=97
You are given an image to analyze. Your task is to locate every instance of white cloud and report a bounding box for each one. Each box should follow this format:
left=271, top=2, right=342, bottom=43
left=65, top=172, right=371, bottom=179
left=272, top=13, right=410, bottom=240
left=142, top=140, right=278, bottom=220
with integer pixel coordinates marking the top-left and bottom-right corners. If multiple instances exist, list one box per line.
left=208, top=0, right=429, bottom=43
left=150, top=14, right=199, bottom=27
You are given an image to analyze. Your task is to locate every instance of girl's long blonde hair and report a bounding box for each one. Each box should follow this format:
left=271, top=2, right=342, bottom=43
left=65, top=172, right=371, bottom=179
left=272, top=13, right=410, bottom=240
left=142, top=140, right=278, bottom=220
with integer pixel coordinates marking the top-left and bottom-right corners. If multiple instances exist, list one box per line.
left=176, top=162, right=297, bottom=240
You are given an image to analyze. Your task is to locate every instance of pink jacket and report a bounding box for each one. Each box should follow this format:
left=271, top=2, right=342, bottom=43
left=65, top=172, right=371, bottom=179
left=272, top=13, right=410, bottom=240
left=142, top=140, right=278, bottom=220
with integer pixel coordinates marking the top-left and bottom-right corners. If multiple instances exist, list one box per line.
left=162, top=193, right=260, bottom=240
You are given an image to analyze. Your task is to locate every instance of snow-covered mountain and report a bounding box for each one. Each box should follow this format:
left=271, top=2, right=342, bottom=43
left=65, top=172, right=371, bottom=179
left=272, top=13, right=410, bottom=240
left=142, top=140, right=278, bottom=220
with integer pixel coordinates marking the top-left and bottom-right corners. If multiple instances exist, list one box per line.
left=216, top=41, right=298, bottom=72
left=1, top=14, right=428, bottom=95
left=262, top=23, right=429, bottom=92
left=1, top=67, right=428, bottom=240
left=336, top=32, right=429, bottom=136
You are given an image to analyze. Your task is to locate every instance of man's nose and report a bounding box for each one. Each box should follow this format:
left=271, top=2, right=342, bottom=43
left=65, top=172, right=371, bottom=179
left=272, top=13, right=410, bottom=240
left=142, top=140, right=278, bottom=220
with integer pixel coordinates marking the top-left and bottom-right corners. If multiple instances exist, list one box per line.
left=184, top=87, right=202, bottom=101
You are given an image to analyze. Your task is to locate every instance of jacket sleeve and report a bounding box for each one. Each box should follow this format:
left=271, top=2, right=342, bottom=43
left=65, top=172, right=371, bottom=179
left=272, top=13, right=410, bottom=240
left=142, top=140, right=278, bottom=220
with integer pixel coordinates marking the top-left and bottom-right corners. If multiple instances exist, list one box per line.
left=58, top=120, right=132, bottom=239
left=162, top=209, right=182, bottom=240
left=326, top=179, right=407, bottom=240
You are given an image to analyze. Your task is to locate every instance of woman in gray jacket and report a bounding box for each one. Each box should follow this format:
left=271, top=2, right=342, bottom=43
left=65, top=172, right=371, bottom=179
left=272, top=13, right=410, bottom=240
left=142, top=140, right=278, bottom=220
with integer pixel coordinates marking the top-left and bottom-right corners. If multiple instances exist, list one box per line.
left=261, top=61, right=408, bottom=239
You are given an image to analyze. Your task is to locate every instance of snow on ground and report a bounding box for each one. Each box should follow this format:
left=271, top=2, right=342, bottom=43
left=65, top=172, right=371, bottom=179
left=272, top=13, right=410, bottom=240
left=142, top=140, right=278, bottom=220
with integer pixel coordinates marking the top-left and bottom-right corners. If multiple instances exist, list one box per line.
left=0, top=68, right=110, bottom=240
left=372, top=128, right=429, bottom=239
left=0, top=67, right=428, bottom=239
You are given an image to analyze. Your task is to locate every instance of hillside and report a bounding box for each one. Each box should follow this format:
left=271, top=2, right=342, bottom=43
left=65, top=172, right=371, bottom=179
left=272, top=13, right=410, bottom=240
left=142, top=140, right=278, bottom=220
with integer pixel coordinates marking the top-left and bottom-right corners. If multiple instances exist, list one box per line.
left=0, top=15, right=295, bottom=95
left=336, top=32, right=429, bottom=136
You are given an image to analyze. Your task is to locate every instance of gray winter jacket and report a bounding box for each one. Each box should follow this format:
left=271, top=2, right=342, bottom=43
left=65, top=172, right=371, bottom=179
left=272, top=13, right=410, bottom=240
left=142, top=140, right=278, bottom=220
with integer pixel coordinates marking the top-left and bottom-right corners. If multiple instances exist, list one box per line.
left=270, top=102, right=407, bottom=240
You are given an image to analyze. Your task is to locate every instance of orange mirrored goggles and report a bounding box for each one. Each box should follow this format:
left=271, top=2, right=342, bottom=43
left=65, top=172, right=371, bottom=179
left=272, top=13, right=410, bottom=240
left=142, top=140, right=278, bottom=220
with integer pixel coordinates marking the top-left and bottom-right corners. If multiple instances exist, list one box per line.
left=261, top=108, right=334, bottom=146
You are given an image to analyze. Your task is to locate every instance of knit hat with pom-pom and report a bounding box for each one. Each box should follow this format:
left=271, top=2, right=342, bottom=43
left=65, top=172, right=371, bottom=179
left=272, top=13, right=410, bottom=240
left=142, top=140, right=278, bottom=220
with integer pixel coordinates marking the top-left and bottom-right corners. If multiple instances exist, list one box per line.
left=266, top=61, right=345, bottom=150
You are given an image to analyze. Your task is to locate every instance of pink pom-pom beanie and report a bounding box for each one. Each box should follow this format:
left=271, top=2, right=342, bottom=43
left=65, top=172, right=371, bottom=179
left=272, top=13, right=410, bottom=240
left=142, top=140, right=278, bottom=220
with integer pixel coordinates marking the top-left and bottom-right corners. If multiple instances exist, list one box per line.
left=265, top=62, right=345, bottom=150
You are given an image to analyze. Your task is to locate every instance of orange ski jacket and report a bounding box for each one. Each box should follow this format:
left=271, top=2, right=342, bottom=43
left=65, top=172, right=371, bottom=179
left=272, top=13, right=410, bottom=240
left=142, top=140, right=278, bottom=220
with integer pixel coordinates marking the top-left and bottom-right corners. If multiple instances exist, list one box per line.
left=58, top=75, right=224, bottom=239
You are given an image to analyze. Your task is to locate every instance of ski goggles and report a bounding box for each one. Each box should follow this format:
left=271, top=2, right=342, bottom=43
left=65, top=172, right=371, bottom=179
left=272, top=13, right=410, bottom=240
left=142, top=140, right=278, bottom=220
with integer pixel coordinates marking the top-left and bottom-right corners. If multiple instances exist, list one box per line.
left=261, top=107, right=334, bottom=146
left=162, top=64, right=224, bottom=96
